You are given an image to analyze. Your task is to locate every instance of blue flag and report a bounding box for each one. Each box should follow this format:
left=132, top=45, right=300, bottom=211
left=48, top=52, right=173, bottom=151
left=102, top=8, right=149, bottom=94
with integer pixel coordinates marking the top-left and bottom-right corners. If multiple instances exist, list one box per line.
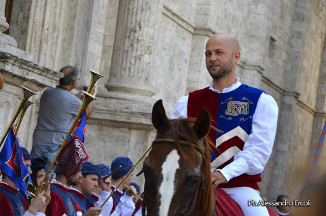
left=0, top=128, right=31, bottom=196
left=68, top=110, right=86, bottom=143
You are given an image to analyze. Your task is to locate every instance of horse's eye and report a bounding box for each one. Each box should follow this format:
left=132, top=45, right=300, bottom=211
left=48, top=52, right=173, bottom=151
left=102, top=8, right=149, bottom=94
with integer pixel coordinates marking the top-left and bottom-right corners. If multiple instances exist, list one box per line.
left=186, top=175, right=200, bottom=187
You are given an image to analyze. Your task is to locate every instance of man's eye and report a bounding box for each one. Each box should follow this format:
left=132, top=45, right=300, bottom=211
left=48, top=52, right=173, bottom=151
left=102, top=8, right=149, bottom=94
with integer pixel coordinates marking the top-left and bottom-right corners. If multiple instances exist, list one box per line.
left=205, top=53, right=211, bottom=57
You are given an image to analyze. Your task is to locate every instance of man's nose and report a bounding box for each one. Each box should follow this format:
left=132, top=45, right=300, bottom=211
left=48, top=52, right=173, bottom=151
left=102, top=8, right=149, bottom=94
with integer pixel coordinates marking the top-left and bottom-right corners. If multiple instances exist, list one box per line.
left=210, top=53, right=218, bottom=62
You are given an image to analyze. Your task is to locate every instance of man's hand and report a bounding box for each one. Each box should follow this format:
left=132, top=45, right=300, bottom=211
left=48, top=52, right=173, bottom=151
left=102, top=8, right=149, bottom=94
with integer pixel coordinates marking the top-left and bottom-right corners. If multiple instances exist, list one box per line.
left=76, top=90, right=84, bottom=100
left=211, top=171, right=227, bottom=187
left=28, top=191, right=47, bottom=214
left=84, top=207, right=102, bottom=216
left=101, top=176, right=111, bottom=191
left=39, top=186, right=51, bottom=213
left=126, top=185, right=137, bottom=197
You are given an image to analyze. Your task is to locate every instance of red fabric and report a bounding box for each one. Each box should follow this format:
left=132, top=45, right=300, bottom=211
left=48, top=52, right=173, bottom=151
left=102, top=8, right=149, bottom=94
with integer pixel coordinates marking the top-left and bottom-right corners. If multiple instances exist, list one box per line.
left=267, top=207, right=279, bottom=216
left=0, top=183, right=29, bottom=216
left=188, top=87, right=220, bottom=149
left=110, top=185, right=121, bottom=214
left=46, top=192, right=68, bottom=216
left=132, top=198, right=142, bottom=216
left=215, top=187, right=244, bottom=216
left=57, top=136, right=89, bottom=179
left=0, top=192, right=16, bottom=216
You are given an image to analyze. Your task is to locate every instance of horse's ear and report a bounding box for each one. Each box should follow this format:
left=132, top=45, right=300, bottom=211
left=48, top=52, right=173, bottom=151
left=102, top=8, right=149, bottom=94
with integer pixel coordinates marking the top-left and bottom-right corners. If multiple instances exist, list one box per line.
left=152, top=99, right=170, bottom=131
left=193, top=109, right=210, bottom=139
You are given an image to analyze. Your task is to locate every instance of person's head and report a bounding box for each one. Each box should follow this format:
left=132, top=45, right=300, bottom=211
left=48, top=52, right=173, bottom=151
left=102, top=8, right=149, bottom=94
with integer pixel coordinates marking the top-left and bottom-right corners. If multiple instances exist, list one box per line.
left=31, top=158, right=46, bottom=187
left=55, top=166, right=83, bottom=186
left=205, top=33, right=240, bottom=80
left=21, top=147, right=32, bottom=174
left=98, top=164, right=112, bottom=191
left=59, top=65, right=79, bottom=90
left=277, top=194, right=290, bottom=213
left=111, top=157, right=133, bottom=187
left=80, top=162, right=100, bottom=196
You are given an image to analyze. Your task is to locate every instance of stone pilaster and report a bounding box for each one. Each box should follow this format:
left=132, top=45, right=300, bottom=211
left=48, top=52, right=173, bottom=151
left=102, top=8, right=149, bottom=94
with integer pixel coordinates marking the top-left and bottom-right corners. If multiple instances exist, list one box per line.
left=267, top=0, right=308, bottom=200
left=86, top=0, right=163, bottom=176
left=104, top=0, right=162, bottom=104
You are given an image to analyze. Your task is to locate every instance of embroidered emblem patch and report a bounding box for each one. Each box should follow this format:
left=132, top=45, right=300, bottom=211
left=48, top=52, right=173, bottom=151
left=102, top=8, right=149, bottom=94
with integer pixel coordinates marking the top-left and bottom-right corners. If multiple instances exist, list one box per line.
left=225, top=101, right=249, bottom=116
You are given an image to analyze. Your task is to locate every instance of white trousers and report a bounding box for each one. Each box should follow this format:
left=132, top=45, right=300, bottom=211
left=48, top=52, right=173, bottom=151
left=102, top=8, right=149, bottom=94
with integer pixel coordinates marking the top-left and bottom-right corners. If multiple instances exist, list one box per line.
left=222, top=187, right=269, bottom=216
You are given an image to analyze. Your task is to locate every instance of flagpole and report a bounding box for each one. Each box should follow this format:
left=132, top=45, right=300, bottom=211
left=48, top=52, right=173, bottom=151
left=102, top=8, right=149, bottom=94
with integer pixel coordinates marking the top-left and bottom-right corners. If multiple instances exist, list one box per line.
left=100, top=145, right=152, bottom=208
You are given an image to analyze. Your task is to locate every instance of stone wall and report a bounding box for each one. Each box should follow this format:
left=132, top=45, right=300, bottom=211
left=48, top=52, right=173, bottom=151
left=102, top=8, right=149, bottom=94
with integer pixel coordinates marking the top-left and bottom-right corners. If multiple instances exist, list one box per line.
left=1, top=0, right=326, bottom=202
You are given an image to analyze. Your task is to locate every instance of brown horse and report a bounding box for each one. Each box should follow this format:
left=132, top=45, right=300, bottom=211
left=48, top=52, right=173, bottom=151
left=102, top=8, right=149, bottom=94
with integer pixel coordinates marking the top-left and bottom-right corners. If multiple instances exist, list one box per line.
left=142, top=100, right=214, bottom=216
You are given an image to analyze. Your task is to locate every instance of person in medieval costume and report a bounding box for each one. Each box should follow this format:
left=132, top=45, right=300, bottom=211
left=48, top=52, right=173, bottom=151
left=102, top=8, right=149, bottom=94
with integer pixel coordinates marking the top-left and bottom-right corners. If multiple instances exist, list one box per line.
left=172, top=33, right=279, bottom=216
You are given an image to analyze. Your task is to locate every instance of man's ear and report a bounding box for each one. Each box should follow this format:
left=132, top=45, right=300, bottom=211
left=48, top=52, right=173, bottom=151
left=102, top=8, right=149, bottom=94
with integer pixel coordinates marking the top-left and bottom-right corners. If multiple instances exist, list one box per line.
left=72, top=80, right=77, bottom=88
left=233, top=51, right=241, bottom=62
left=78, top=175, right=84, bottom=184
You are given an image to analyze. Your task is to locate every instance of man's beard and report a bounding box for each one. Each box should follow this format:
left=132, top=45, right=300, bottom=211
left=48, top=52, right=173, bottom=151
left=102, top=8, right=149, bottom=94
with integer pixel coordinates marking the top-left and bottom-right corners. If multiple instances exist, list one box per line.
left=208, top=57, right=233, bottom=79
left=67, top=177, right=79, bottom=186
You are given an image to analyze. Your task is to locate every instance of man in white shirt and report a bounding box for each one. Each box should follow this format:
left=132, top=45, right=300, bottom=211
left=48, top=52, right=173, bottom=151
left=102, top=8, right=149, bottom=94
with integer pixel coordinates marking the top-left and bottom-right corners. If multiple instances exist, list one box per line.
left=172, top=33, right=279, bottom=216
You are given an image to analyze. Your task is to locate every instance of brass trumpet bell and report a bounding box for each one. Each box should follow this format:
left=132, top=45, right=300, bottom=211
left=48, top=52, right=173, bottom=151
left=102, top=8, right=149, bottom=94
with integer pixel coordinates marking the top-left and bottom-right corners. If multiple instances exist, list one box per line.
left=87, top=70, right=104, bottom=93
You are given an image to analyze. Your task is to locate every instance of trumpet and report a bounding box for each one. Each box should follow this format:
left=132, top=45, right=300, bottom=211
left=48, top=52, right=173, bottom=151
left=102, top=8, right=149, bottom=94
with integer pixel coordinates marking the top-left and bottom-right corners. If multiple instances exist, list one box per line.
left=0, top=86, right=35, bottom=147
left=87, top=70, right=104, bottom=94
left=14, top=100, right=33, bottom=136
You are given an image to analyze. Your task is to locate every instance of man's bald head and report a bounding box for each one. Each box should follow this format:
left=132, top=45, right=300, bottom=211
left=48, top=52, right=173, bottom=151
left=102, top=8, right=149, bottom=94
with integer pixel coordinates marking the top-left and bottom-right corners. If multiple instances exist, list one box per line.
left=205, top=33, right=241, bottom=81
left=207, top=33, right=239, bottom=53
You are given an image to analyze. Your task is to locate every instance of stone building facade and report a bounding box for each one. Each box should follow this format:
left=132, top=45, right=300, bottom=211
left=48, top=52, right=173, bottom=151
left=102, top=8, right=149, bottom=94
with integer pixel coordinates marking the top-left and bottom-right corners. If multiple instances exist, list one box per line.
left=0, top=0, right=325, bottom=201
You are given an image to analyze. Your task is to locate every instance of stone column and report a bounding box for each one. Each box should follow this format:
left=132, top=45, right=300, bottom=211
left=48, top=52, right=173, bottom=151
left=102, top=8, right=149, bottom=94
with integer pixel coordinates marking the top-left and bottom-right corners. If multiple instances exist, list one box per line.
left=267, top=0, right=308, bottom=200
left=87, top=0, right=163, bottom=178
left=0, top=0, right=17, bottom=47
left=104, top=0, right=162, bottom=104
left=309, top=34, right=326, bottom=171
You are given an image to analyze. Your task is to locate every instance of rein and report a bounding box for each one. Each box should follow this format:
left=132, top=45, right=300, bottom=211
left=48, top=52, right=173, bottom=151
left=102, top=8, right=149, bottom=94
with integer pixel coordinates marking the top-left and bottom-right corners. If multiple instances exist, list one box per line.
left=143, top=138, right=207, bottom=216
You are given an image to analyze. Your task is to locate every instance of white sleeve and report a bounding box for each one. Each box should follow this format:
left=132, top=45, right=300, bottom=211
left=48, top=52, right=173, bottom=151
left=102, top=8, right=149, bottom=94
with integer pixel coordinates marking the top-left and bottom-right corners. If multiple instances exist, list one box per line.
left=23, top=212, right=46, bottom=216
left=171, top=96, right=189, bottom=119
left=111, top=194, right=135, bottom=216
left=96, top=191, right=113, bottom=216
left=219, top=93, right=279, bottom=181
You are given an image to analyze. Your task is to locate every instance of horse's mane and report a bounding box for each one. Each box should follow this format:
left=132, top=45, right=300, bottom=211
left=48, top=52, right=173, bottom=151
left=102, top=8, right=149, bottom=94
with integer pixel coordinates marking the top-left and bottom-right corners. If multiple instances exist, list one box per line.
left=168, top=117, right=215, bottom=215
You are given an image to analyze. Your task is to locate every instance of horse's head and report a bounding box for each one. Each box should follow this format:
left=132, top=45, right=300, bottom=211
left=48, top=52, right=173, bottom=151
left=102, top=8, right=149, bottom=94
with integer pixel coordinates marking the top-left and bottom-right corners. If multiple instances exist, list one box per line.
left=143, top=100, right=213, bottom=216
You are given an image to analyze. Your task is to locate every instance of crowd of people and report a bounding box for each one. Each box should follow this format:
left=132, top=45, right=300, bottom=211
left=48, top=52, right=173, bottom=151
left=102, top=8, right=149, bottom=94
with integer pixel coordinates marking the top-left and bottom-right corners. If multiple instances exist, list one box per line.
left=1, top=146, right=143, bottom=216
left=0, top=65, right=143, bottom=215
